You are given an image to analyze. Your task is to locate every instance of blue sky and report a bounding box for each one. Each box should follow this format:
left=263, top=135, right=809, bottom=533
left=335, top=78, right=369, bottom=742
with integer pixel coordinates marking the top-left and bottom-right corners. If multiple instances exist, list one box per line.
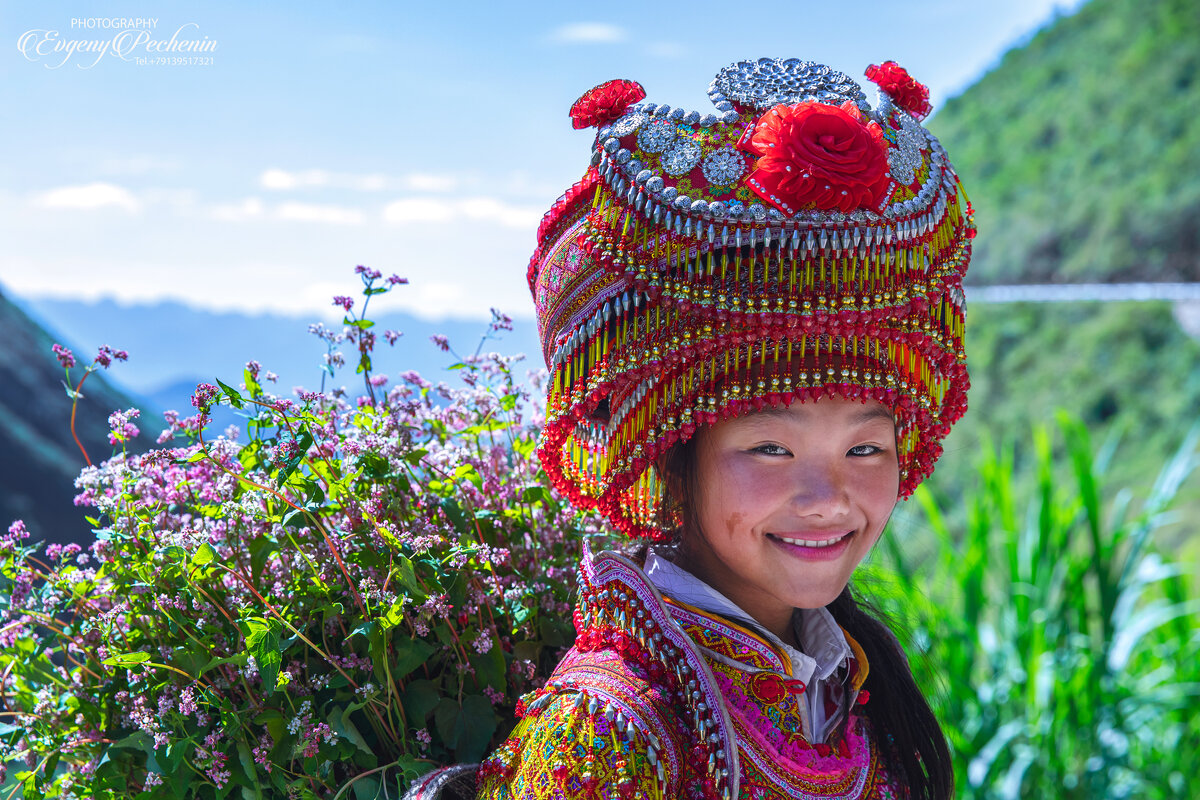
left=1, top=0, right=1086, bottom=321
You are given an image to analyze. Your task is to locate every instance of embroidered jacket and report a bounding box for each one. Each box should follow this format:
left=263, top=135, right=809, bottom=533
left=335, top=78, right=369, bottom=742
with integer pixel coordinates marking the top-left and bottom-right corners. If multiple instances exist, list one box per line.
left=475, top=547, right=906, bottom=800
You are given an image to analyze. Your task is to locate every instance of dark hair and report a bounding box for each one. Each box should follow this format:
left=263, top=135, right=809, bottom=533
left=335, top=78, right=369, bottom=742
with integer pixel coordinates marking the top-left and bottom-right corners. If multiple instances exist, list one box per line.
left=656, top=434, right=955, bottom=800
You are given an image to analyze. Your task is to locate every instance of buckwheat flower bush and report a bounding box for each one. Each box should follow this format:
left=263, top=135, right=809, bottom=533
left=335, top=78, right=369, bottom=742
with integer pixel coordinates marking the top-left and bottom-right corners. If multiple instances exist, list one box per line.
left=0, top=268, right=611, bottom=799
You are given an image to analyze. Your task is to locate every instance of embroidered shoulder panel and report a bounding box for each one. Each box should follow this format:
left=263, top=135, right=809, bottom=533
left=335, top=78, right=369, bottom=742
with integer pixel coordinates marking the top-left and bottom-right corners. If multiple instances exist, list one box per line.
left=478, top=548, right=907, bottom=799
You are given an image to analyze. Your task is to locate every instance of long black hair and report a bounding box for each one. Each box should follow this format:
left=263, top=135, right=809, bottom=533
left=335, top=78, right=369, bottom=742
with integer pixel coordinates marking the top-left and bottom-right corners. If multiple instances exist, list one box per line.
left=656, top=433, right=955, bottom=800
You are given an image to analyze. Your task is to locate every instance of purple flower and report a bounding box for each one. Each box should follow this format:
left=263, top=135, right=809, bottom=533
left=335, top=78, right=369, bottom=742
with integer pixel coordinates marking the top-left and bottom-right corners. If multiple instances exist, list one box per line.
left=430, top=334, right=450, bottom=352
left=178, top=686, right=198, bottom=716
left=94, top=345, right=128, bottom=369
left=472, top=630, right=494, bottom=654
left=384, top=329, right=402, bottom=346
left=388, top=274, right=408, bottom=286
left=107, top=408, right=141, bottom=445
left=52, top=343, right=76, bottom=369
left=191, top=383, right=220, bottom=411
left=5, top=520, right=30, bottom=542
left=400, top=371, right=431, bottom=391
left=489, top=308, right=514, bottom=332
left=355, top=264, right=382, bottom=280
left=332, top=295, right=354, bottom=312
left=252, top=731, right=274, bottom=773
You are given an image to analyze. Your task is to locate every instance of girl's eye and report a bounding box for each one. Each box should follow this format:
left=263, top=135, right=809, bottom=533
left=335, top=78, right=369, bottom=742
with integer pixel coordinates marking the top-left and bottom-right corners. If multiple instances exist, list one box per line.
left=752, top=444, right=792, bottom=456
left=848, top=444, right=883, bottom=457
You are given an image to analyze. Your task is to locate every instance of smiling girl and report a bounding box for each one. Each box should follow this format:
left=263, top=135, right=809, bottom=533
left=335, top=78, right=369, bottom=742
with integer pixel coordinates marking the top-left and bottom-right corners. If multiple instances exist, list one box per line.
left=411, top=56, right=974, bottom=800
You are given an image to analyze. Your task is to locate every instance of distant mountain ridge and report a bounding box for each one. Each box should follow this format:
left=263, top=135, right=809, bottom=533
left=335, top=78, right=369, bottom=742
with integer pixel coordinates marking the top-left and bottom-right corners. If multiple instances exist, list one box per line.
left=17, top=297, right=543, bottom=399
left=930, top=0, right=1199, bottom=284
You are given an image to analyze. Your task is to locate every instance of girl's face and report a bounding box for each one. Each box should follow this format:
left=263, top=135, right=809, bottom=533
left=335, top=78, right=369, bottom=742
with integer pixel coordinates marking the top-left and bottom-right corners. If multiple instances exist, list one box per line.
left=677, top=397, right=899, bottom=640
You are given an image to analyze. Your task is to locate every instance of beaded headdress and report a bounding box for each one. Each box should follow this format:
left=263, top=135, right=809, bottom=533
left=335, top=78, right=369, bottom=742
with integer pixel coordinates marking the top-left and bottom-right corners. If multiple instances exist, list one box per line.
left=531, top=58, right=975, bottom=539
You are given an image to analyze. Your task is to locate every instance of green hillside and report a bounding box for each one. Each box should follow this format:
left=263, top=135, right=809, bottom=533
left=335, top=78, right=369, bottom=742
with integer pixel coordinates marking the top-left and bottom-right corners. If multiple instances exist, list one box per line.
left=0, top=289, right=150, bottom=545
left=917, top=0, right=1200, bottom=546
left=924, top=301, right=1200, bottom=532
left=930, top=0, right=1200, bottom=284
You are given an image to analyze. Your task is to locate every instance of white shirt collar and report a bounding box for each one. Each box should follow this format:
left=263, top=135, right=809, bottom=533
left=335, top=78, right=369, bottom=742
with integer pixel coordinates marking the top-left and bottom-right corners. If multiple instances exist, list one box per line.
left=642, top=547, right=852, bottom=683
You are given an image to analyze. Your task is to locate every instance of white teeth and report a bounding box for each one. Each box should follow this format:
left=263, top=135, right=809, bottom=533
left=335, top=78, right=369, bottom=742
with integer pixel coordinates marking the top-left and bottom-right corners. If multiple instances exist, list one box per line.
left=775, top=534, right=847, bottom=548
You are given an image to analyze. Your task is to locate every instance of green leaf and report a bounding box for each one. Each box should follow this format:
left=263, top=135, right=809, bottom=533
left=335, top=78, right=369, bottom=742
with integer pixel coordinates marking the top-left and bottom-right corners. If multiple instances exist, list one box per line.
left=391, top=638, right=436, bottom=680
left=439, top=499, right=467, bottom=530
left=243, top=617, right=282, bottom=695
left=520, top=485, right=548, bottom=505
left=470, top=639, right=507, bottom=694
left=433, top=698, right=460, bottom=748
left=455, top=694, right=500, bottom=762
left=102, top=651, right=151, bottom=667
left=216, top=378, right=245, bottom=409
left=249, top=536, right=278, bottom=583
left=391, top=554, right=422, bottom=595
left=275, top=431, right=315, bottom=486
left=538, top=616, right=571, bottom=648
left=330, top=707, right=374, bottom=756
left=243, top=367, right=263, bottom=398
left=237, top=739, right=263, bottom=796
left=347, top=620, right=376, bottom=640
left=199, top=652, right=243, bottom=676
left=454, top=463, right=482, bottom=489
left=401, top=679, right=440, bottom=726
left=164, top=736, right=193, bottom=772
left=191, top=542, right=218, bottom=567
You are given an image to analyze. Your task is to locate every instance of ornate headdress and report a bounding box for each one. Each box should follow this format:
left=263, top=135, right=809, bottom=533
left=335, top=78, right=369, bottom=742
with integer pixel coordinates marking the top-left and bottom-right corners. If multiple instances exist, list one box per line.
left=531, top=58, right=975, bottom=539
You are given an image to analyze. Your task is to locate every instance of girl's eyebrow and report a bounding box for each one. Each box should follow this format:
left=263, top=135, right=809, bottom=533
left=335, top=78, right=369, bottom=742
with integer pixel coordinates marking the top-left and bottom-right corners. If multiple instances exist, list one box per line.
left=852, top=405, right=896, bottom=424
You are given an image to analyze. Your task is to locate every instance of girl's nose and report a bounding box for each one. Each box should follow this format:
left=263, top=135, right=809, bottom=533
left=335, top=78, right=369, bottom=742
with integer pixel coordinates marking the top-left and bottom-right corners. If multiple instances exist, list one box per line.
left=790, top=461, right=851, bottom=519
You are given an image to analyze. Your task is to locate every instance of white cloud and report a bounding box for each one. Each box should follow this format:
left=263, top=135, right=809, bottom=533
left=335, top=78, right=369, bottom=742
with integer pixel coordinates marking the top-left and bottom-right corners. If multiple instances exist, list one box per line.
left=383, top=196, right=541, bottom=228
left=459, top=197, right=542, bottom=228
left=382, top=198, right=454, bottom=224
left=211, top=197, right=265, bottom=222
left=547, top=22, right=628, bottom=44
left=32, top=182, right=140, bottom=213
left=402, top=173, right=458, bottom=192
left=142, top=188, right=197, bottom=211
left=260, top=168, right=320, bottom=190
left=260, top=168, right=456, bottom=193
left=276, top=202, right=364, bottom=225
left=96, top=154, right=181, bottom=176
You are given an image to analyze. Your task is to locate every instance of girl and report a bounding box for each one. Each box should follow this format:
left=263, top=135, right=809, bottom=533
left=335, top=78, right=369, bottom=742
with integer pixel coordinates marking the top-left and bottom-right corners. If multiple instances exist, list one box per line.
left=417, top=56, right=973, bottom=800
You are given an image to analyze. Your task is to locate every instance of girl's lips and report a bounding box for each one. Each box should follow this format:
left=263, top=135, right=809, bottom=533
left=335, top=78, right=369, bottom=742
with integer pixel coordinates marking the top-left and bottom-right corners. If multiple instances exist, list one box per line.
left=766, top=531, right=854, bottom=561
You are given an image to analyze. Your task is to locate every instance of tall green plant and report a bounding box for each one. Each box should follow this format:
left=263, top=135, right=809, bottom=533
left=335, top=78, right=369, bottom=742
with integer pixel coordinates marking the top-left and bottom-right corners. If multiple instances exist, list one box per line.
left=874, top=415, right=1199, bottom=799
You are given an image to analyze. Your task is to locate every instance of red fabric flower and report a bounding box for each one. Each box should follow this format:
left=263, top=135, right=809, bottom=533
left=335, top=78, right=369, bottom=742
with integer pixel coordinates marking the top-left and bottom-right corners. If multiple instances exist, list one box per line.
left=740, top=100, right=891, bottom=214
left=569, top=79, right=647, bottom=130
left=865, top=61, right=932, bottom=121
left=749, top=673, right=787, bottom=704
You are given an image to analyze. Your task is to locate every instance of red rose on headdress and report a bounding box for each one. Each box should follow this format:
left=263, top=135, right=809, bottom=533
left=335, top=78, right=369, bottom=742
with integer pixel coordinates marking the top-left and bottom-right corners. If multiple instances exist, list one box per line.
left=865, top=61, right=932, bottom=121
left=740, top=100, right=890, bottom=214
left=569, top=79, right=647, bottom=130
